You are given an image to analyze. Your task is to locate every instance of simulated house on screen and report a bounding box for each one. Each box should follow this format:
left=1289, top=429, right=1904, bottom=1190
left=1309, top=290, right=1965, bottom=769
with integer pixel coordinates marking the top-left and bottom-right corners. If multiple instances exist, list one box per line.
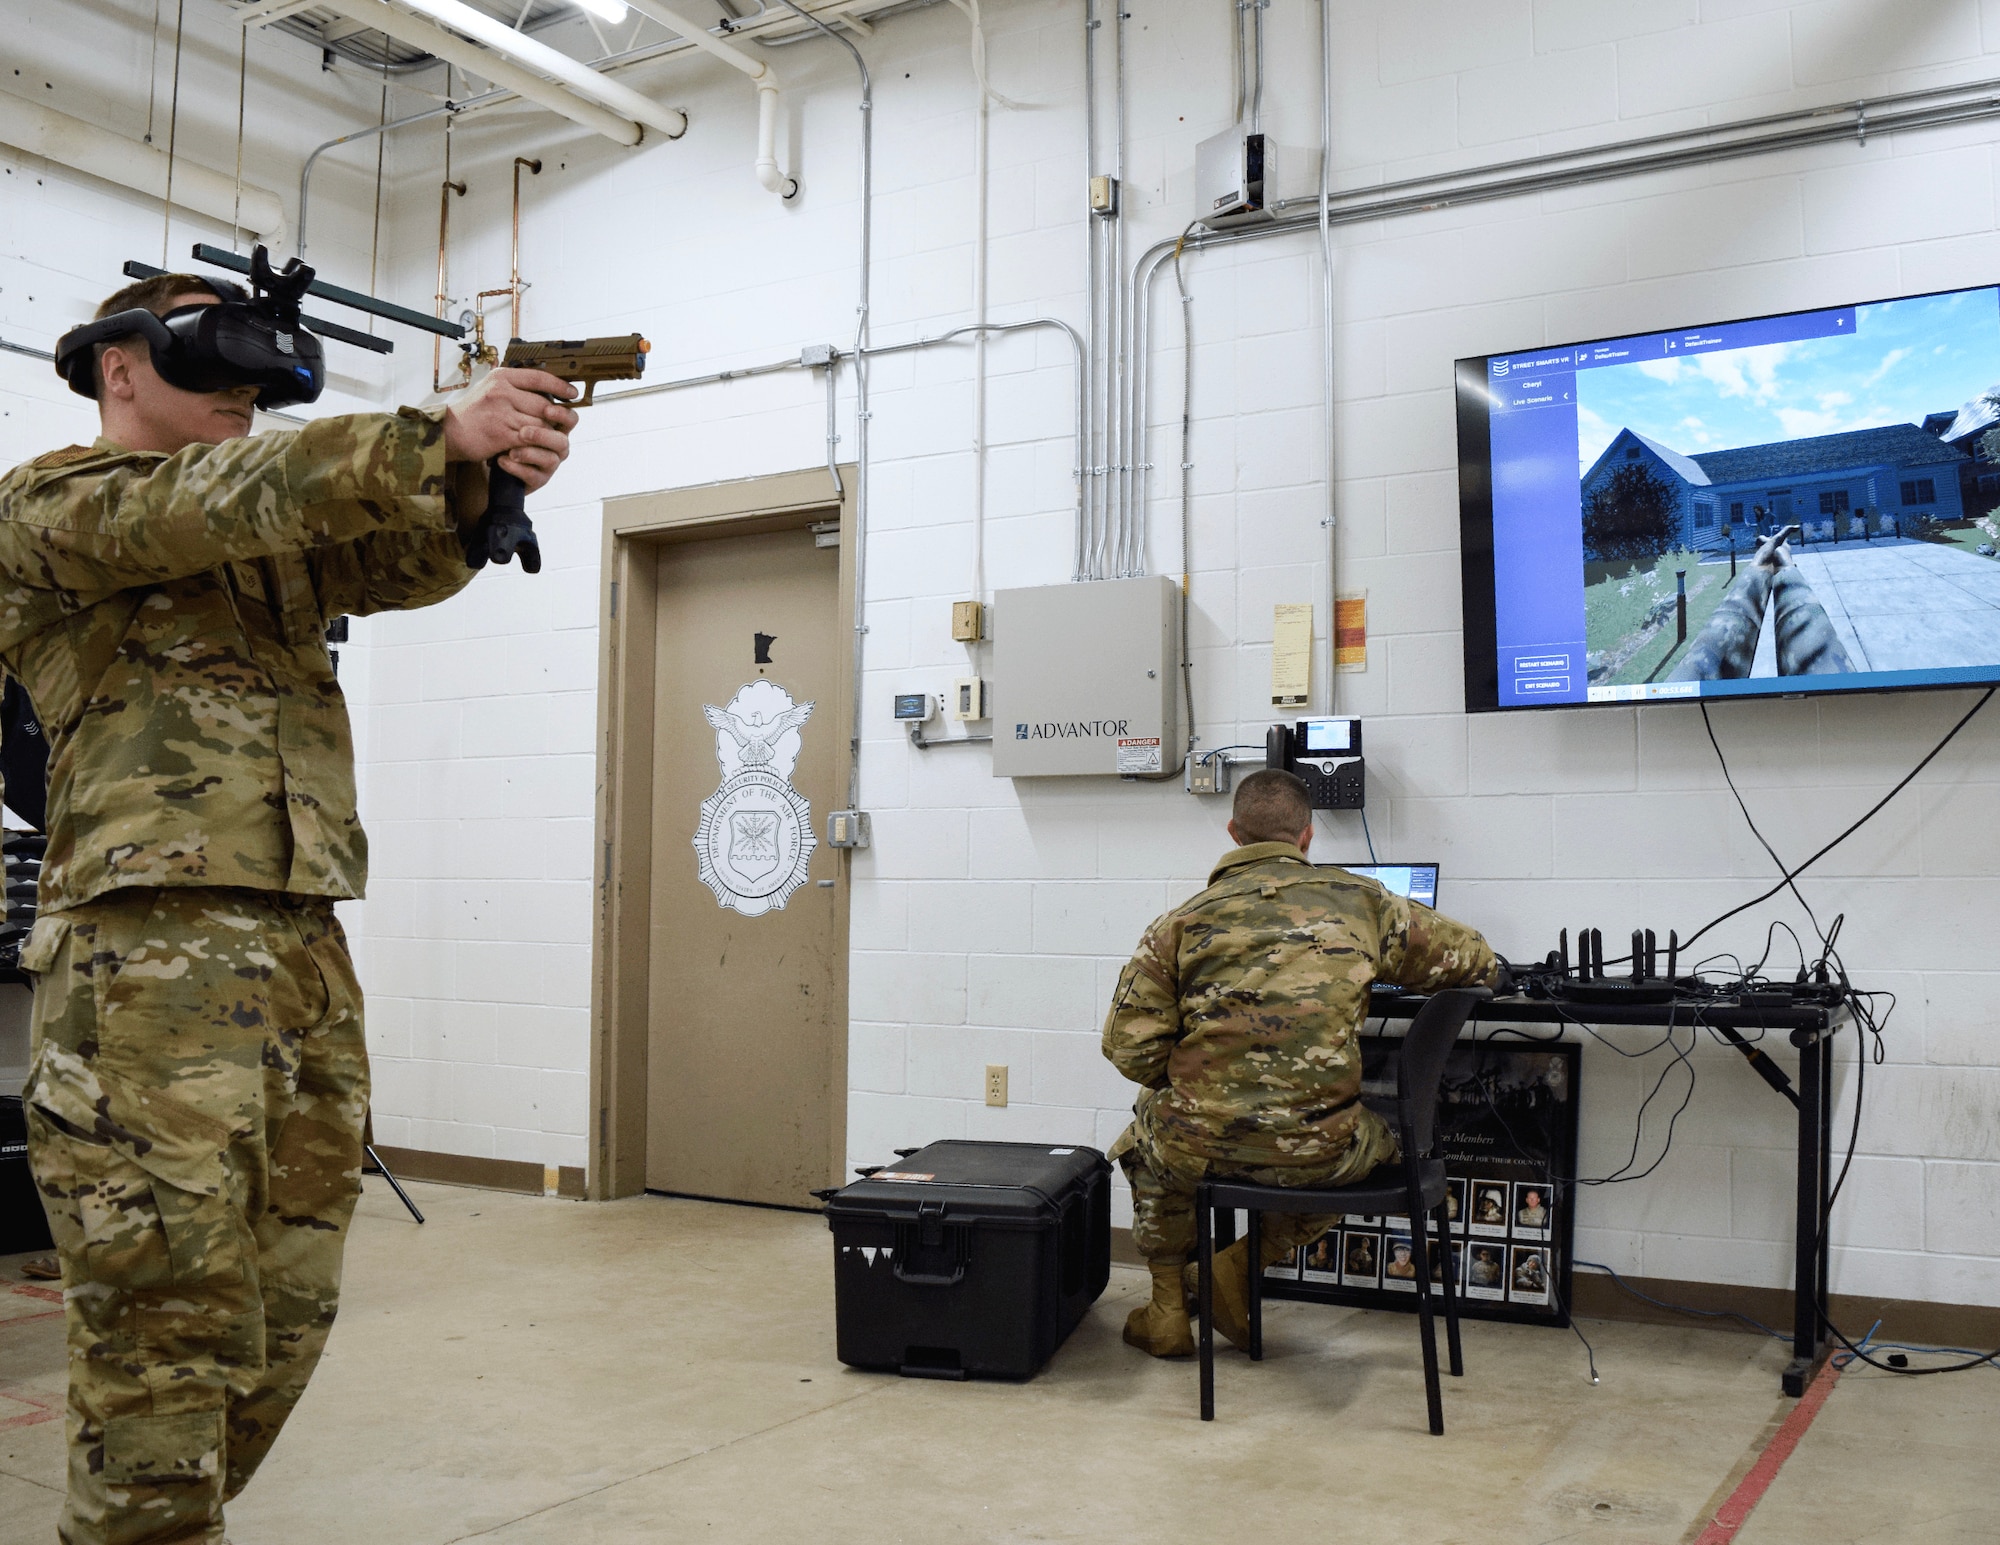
left=1580, top=423, right=1972, bottom=557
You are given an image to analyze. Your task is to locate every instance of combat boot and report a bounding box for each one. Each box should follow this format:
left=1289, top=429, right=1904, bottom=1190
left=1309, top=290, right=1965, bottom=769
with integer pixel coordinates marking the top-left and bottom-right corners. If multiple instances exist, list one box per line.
left=1123, top=1261, right=1197, bottom=1358
left=1183, top=1236, right=1281, bottom=1353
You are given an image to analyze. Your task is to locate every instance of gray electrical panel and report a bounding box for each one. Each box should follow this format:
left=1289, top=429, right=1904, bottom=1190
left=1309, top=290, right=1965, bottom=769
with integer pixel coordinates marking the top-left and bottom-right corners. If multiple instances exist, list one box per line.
left=990, top=576, right=1183, bottom=778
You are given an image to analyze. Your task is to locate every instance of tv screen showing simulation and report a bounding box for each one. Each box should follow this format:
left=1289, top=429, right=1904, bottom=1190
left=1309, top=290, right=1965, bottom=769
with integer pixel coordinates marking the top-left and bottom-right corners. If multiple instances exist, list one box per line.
left=1455, top=284, right=2000, bottom=711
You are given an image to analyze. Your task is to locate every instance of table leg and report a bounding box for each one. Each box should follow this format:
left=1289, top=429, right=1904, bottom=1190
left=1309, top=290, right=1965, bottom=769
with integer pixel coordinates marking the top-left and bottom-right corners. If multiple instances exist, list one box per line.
left=1783, top=1025, right=1828, bottom=1397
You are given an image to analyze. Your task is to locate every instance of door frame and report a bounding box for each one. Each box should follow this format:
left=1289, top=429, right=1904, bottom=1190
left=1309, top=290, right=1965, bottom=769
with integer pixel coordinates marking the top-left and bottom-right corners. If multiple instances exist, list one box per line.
left=591, top=465, right=857, bottom=1200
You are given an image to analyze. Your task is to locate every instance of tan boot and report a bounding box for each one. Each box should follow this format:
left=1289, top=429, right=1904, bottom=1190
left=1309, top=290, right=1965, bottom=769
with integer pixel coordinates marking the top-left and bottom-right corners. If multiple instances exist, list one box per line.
left=1123, top=1261, right=1197, bottom=1358
left=1185, top=1230, right=1303, bottom=1353
left=1183, top=1239, right=1257, bottom=1353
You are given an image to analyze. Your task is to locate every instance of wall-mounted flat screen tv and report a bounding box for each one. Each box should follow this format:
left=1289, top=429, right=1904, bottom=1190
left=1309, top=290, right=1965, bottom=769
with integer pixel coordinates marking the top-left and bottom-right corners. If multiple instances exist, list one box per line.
left=1456, top=284, right=2000, bottom=711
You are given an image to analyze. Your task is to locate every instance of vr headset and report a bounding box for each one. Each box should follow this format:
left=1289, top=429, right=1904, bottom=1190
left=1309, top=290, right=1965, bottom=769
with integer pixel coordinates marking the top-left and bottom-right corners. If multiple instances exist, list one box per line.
left=53, top=246, right=324, bottom=411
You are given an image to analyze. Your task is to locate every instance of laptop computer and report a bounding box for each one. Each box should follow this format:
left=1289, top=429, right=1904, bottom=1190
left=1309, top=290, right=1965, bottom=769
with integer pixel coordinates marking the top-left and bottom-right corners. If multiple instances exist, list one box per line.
left=1332, top=861, right=1440, bottom=910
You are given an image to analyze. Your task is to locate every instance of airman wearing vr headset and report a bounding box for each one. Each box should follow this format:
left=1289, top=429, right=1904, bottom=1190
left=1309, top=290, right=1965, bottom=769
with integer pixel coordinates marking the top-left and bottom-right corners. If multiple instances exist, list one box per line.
left=5, top=255, right=580, bottom=1545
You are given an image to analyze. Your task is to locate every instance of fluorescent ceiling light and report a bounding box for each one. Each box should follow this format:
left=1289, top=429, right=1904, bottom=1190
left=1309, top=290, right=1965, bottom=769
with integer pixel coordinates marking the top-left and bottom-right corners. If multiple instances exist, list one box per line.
left=573, top=0, right=630, bottom=20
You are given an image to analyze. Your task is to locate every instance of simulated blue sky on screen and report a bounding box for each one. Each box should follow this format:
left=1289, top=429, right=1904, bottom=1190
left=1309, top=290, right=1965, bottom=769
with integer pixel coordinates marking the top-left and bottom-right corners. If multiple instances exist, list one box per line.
left=1573, top=289, right=2000, bottom=474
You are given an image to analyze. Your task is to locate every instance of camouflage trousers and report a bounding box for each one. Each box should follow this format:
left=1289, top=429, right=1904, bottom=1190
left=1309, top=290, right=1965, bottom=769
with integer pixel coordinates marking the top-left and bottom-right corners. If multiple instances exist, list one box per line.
left=22, top=888, right=368, bottom=1545
left=1110, top=1089, right=1399, bottom=1265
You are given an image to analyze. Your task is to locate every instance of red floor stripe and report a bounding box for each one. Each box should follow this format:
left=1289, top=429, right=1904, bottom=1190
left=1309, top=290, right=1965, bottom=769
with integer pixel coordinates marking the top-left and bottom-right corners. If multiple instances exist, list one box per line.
left=1692, top=1357, right=1843, bottom=1545
left=0, top=1387, right=62, bottom=1431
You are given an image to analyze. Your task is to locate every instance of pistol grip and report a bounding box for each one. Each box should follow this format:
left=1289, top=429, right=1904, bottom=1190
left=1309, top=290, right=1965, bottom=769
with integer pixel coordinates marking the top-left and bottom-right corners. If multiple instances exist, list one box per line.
left=471, top=462, right=543, bottom=575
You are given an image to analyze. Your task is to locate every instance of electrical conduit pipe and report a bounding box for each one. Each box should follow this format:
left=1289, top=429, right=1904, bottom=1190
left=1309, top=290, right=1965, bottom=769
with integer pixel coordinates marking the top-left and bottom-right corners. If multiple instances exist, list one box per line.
left=0, top=89, right=286, bottom=245
left=625, top=0, right=797, bottom=196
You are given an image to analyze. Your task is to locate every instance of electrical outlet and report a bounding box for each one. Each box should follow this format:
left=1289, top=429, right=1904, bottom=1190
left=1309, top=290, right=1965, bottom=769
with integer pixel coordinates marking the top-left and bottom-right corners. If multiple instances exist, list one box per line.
left=984, top=1064, right=1009, bottom=1107
left=1186, top=754, right=1230, bottom=796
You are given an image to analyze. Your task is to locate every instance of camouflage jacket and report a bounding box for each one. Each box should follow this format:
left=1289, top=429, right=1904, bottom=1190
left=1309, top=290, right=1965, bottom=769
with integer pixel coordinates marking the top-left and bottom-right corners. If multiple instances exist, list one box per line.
left=0, top=409, right=480, bottom=908
left=1102, top=842, right=1500, bottom=1167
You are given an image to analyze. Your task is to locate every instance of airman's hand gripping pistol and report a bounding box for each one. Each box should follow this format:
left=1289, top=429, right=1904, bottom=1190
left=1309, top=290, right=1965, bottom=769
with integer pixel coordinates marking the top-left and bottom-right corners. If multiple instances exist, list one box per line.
left=467, top=334, right=650, bottom=574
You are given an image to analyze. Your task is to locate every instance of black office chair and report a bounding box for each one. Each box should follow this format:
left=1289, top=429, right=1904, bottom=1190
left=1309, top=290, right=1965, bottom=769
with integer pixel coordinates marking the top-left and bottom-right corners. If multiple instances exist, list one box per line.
left=1194, top=986, right=1492, bottom=1432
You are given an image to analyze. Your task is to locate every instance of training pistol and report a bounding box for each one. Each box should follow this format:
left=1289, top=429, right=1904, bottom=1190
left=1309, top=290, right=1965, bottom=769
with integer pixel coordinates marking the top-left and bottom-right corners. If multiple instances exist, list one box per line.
left=468, top=333, right=651, bottom=574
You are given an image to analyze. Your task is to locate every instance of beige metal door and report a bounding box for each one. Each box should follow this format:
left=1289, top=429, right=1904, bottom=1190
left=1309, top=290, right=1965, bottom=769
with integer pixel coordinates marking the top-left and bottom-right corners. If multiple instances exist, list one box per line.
left=644, top=524, right=846, bottom=1206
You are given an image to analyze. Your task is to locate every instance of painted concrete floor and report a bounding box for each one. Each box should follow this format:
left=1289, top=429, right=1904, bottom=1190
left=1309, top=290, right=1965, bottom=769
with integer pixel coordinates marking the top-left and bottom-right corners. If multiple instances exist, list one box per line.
left=4, top=1182, right=1995, bottom=1544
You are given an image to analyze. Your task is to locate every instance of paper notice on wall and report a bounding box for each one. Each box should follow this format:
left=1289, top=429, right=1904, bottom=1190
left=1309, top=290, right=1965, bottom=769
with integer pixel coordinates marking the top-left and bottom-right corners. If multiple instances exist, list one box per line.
left=1272, top=603, right=1312, bottom=706
left=1336, top=591, right=1368, bottom=672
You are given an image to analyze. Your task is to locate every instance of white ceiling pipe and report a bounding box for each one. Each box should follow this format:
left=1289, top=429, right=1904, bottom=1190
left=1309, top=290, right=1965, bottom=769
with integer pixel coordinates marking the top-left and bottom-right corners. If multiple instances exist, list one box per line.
left=384, top=0, right=688, bottom=141
left=624, top=0, right=795, bottom=196
left=310, top=0, right=648, bottom=145
left=0, top=88, right=287, bottom=244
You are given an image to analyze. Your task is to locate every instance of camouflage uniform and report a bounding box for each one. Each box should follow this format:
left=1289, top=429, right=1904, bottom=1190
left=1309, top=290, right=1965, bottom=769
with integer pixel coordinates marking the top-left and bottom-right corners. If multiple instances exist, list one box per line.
left=1102, top=841, right=1500, bottom=1264
left=0, top=410, right=480, bottom=1545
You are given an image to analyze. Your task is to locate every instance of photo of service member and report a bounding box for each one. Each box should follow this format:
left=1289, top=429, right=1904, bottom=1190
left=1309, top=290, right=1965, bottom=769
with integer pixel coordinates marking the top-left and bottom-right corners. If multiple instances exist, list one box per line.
left=1264, top=1244, right=1301, bottom=1283
left=1445, top=1178, right=1465, bottom=1225
left=1382, top=1235, right=1418, bottom=1292
left=1470, top=1183, right=1510, bottom=1237
left=1303, top=1230, right=1343, bottom=1282
left=1510, top=1246, right=1550, bottom=1304
left=1429, top=1241, right=1464, bottom=1288
left=1514, top=1182, right=1553, bottom=1238
left=1465, top=1244, right=1507, bottom=1300
left=1337, top=1231, right=1378, bottom=1287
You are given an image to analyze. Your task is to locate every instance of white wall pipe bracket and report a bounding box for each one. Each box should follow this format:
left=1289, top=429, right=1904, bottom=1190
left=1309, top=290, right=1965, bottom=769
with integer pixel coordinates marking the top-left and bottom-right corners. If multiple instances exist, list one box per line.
left=386, top=0, right=689, bottom=142
left=0, top=88, right=287, bottom=245
left=308, top=0, right=649, bottom=146
left=626, top=0, right=798, bottom=197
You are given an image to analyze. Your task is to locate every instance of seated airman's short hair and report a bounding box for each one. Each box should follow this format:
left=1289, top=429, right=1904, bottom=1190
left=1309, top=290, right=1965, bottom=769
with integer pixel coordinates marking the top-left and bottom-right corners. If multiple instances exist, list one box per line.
left=1231, top=768, right=1311, bottom=844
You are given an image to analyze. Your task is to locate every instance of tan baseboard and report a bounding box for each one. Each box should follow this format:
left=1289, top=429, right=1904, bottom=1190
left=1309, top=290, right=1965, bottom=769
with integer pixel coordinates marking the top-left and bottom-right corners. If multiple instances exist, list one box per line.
left=1570, top=1268, right=2000, bottom=1351
left=1109, top=1226, right=2000, bottom=1349
left=368, top=1145, right=587, bottom=1200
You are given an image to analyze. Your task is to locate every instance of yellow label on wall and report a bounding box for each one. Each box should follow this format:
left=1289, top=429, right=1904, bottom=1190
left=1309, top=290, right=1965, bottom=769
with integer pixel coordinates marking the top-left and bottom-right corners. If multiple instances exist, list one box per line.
left=1336, top=592, right=1367, bottom=672
left=1272, top=602, right=1312, bottom=705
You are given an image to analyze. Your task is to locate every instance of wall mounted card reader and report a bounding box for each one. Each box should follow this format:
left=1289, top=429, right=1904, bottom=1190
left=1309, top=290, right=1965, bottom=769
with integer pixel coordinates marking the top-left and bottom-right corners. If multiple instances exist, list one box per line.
left=1266, top=718, right=1365, bottom=810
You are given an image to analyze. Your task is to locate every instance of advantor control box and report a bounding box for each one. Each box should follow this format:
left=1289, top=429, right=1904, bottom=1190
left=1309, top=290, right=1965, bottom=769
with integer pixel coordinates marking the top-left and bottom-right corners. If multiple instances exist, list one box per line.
left=991, top=576, right=1183, bottom=778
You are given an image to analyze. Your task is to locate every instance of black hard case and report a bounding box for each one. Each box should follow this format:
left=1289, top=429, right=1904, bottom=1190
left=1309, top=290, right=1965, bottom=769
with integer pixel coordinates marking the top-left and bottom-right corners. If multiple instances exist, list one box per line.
left=2, top=1095, right=54, bottom=1254
left=824, top=1139, right=1111, bottom=1380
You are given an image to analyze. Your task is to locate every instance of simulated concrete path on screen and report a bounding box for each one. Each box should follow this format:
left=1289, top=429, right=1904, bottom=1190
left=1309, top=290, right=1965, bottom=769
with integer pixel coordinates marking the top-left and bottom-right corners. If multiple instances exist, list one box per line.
left=1786, top=539, right=2000, bottom=672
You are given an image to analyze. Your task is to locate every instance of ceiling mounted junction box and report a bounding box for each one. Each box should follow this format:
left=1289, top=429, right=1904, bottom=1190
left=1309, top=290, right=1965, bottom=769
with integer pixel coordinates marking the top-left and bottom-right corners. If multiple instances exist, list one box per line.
left=990, top=576, right=1184, bottom=779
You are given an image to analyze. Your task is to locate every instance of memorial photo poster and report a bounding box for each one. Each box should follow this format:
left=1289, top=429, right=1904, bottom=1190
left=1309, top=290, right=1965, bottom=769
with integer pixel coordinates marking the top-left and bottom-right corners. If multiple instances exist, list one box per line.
left=1260, top=1040, right=1580, bottom=1329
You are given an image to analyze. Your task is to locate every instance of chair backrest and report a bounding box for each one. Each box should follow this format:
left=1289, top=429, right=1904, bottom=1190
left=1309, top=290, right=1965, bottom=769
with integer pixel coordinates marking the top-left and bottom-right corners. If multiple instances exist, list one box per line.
left=1396, top=988, right=1492, bottom=1157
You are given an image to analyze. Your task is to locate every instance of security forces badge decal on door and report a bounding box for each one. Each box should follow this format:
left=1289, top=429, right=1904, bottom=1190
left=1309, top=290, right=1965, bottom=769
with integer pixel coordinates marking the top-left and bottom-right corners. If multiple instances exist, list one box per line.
left=693, top=680, right=818, bottom=916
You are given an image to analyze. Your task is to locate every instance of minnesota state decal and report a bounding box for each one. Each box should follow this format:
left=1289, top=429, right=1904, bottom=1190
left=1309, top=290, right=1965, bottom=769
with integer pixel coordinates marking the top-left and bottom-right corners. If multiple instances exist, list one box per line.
left=693, top=680, right=818, bottom=916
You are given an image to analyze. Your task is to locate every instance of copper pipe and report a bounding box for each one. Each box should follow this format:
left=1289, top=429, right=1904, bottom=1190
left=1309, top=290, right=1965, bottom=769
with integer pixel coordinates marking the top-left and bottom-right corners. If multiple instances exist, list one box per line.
left=433, top=177, right=467, bottom=392
left=511, top=156, right=541, bottom=341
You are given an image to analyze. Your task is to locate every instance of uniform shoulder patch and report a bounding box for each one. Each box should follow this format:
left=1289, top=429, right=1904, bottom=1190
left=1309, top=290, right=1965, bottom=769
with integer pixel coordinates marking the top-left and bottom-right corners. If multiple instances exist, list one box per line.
left=28, top=445, right=99, bottom=470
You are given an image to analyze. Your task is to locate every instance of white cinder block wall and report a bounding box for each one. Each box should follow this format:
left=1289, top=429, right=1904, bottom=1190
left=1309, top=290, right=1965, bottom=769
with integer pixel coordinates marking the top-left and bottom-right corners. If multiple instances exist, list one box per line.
left=4, top=0, right=1999, bottom=1309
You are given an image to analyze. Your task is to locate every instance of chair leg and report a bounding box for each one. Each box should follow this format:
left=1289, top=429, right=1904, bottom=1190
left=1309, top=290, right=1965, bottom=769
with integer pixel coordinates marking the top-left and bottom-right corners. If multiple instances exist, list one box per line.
left=1434, top=1200, right=1463, bottom=1378
left=1246, top=1207, right=1263, bottom=1362
left=1197, top=1182, right=1215, bottom=1422
left=1405, top=1168, right=1444, bottom=1436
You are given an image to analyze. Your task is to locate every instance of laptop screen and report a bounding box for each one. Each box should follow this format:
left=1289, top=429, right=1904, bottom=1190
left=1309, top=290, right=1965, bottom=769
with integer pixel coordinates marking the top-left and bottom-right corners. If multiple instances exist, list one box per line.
left=1334, top=863, right=1440, bottom=910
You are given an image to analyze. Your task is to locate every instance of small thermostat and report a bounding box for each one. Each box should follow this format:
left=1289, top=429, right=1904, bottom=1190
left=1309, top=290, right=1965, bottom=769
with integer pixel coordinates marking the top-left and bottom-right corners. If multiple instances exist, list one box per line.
left=952, top=677, right=990, bottom=721
left=893, top=692, right=934, bottom=722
